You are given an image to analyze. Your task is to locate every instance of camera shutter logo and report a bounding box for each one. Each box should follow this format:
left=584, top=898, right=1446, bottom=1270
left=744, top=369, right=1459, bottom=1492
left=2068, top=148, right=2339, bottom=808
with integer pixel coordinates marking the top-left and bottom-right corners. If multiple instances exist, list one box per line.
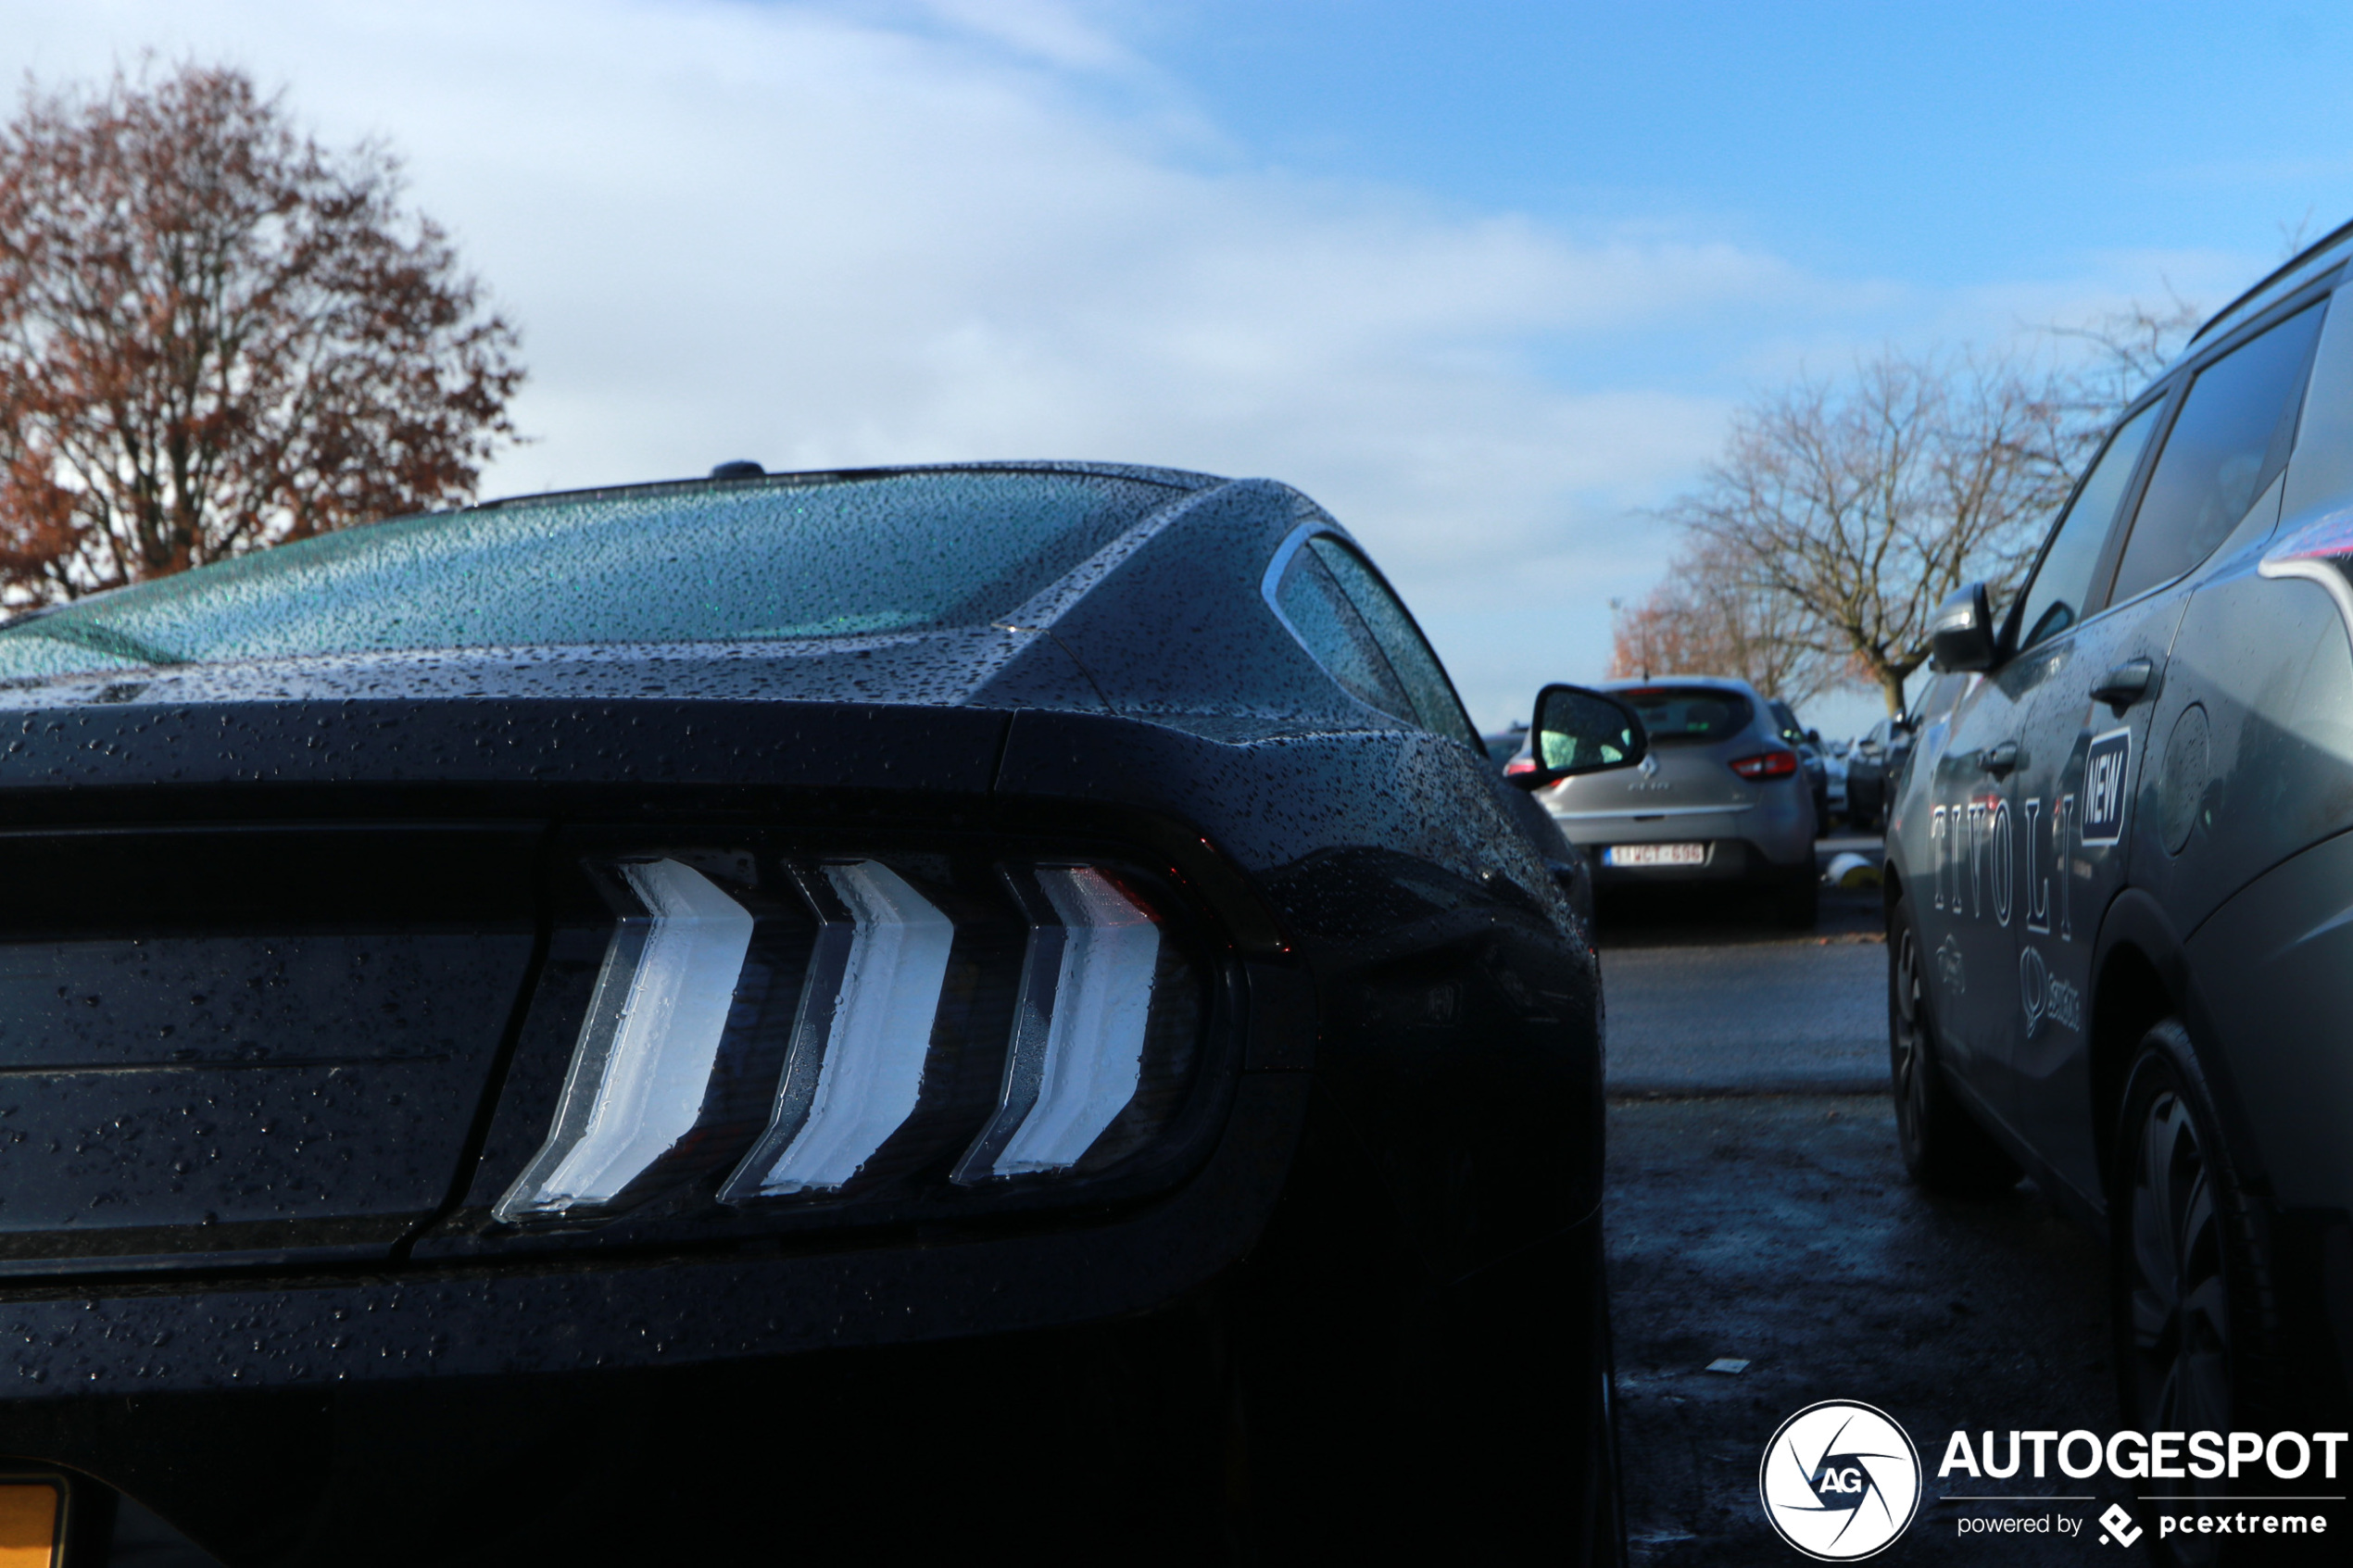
left=1758, top=1400, right=1921, bottom=1561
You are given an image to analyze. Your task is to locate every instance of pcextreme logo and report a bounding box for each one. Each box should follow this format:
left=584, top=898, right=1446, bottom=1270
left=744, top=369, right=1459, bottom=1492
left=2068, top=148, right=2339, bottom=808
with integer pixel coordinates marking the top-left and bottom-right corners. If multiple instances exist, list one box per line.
left=1759, top=1400, right=1923, bottom=1561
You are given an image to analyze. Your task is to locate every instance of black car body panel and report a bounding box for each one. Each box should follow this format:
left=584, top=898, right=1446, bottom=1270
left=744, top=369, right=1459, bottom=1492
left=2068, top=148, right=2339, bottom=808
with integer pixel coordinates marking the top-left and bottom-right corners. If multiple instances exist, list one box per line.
left=0, top=464, right=1618, bottom=1562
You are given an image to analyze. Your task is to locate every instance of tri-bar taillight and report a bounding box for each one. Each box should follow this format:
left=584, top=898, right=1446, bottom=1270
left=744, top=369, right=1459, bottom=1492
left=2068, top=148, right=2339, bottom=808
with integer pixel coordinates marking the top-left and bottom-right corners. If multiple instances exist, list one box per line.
left=495, top=856, right=1205, bottom=1224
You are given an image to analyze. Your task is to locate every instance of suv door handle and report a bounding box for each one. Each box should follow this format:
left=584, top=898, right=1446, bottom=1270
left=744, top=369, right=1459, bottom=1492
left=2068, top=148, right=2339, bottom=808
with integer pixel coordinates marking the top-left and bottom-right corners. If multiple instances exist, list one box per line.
left=2091, top=658, right=2155, bottom=711
left=1982, top=741, right=2019, bottom=778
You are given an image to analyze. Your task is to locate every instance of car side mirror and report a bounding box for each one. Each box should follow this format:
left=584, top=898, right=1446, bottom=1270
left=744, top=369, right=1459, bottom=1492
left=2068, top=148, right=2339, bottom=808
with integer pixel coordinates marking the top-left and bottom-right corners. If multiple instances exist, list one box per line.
left=1806, top=728, right=1822, bottom=746
left=1506, top=684, right=1648, bottom=789
left=1929, top=582, right=1996, bottom=672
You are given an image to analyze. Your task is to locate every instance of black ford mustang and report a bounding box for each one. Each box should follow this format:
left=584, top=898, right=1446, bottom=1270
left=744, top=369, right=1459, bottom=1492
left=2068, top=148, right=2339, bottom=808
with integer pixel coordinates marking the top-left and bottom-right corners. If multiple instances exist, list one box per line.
left=0, top=462, right=1637, bottom=1565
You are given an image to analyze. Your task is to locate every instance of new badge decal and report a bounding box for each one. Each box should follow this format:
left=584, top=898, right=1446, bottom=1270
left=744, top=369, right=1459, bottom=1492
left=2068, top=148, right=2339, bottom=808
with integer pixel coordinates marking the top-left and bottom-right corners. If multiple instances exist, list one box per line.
left=2081, top=728, right=2132, bottom=847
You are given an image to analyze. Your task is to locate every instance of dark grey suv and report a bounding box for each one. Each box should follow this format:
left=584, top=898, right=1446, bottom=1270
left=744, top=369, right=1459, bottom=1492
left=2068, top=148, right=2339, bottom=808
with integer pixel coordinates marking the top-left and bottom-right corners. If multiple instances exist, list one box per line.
left=1885, top=220, right=2353, bottom=1549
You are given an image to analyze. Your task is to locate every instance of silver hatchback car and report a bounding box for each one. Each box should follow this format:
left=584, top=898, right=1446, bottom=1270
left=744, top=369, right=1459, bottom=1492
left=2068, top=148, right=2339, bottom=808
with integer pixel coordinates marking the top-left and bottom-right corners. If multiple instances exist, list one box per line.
left=1523, top=676, right=1818, bottom=925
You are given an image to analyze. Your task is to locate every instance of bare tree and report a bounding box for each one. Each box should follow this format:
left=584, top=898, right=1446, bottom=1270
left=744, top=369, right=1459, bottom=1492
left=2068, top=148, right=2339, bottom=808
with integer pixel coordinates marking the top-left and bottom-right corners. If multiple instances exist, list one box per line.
left=0, top=63, right=522, bottom=604
left=1666, top=349, right=2072, bottom=716
left=1624, top=286, right=2205, bottom=719
left=1607, top=538, right=1846, bottom=705
left=2045, top=293, right=2203, bottom=458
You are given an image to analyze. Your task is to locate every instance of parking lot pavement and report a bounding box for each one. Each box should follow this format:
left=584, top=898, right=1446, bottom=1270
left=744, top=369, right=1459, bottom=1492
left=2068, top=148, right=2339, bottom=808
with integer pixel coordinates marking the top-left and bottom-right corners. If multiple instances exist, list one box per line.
left=1601, top=847, right=2146, bottom=1564
left=1608, top=1098, right=2142, bottom=1564
left=1599, top=845, right=1886, bottom=1096
left=1603, top=935, right=1885, bottom=1094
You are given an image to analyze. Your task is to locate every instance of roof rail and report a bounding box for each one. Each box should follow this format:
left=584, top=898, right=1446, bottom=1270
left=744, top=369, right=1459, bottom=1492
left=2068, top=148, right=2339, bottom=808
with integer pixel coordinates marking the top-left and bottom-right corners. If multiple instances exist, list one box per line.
left=2191, top=214, right=2353, bottom=346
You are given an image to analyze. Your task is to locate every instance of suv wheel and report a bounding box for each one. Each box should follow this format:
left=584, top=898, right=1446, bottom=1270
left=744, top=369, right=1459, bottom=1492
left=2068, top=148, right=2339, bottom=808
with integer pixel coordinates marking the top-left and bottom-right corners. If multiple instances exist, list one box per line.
left=1888, top=889, right=2017, bottom=1195
left=2112, top=1025, right=2284, bottom=1564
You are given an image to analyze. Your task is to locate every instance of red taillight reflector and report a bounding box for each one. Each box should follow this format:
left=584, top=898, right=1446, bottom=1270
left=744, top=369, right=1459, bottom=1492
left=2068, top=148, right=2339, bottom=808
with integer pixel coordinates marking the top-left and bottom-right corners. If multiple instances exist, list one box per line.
left=1504, top=757, right=1535, bottom=775
left=1730, top=749, right=1799, bottom=780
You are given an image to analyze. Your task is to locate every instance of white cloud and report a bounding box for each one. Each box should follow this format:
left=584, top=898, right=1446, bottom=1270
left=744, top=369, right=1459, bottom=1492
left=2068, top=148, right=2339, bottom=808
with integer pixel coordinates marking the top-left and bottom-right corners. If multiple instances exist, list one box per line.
left=902, top=0, right=1147, bottom=77
left=0, top=1, right=2246, bottom=729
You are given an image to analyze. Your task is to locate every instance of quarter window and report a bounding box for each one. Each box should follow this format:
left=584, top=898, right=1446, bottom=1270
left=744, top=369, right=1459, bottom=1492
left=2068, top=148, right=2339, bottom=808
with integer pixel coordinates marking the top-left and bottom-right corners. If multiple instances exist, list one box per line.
left=2012, top=401, right=2162, bottom=651
left=2108, top=301, right=2328, bottom=605
left=1274, top=544, right=1416, bottom=722
left=1305, top=537, right=1479, bottom=747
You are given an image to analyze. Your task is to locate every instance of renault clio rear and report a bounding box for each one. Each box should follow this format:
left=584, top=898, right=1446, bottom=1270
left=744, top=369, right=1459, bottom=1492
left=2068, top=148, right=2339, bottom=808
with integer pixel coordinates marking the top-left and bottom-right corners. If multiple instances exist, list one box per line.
left=1527, top=676, right=1818, bottom=926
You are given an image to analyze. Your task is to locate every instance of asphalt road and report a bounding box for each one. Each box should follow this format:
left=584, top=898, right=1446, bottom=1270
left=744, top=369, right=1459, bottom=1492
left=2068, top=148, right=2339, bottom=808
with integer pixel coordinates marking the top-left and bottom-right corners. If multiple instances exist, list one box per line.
left=1600, top=839, right=2151, bottom=1565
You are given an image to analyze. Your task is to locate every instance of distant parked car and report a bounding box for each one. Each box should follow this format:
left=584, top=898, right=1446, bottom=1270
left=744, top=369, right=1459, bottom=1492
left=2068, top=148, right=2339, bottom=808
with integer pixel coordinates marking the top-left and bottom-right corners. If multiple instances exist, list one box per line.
left=1483, top=720, right=1529, bottom=767
left=1821, top=743, right=1850, bottom=820
left=1843, top=713, right=1915, bottom=830
left=1766, top=696, right=1831, bottom=834
left=1524, top=675, right=1819, bottom=926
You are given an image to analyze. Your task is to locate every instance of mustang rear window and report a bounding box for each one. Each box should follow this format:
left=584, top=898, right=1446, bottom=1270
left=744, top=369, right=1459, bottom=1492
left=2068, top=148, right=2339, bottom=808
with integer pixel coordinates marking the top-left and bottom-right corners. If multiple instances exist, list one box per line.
left=0, top=470, right=1180, bottom=675
left=1617, top=685, right=1753, bottom=744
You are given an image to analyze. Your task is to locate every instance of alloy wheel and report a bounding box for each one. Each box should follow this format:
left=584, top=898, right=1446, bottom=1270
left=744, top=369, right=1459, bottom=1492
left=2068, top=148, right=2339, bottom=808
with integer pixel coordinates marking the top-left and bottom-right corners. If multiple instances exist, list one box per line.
left=2125, top=1088, right=2233, bottom=1457
left=1891, top=926, right=1929, bottom=1155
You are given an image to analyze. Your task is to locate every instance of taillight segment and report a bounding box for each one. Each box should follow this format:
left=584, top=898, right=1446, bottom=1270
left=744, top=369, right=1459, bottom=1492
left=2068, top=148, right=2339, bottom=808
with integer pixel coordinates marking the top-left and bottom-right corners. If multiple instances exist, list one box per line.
left=497, top=853, right=1206, bottom=1226
left=723, top=861, right=959, bottom=1200
left=1729, top=749, right=1800, bottom=781
left=497, top=859, right=758, bottom=1220
left=955, top=866, right=1166, bottom=1183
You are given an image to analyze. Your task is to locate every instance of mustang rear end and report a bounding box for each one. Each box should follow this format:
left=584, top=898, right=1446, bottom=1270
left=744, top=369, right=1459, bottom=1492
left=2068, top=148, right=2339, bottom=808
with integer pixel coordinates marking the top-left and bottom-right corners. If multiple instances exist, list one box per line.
left=0, top=464, right=1625, bottom=1565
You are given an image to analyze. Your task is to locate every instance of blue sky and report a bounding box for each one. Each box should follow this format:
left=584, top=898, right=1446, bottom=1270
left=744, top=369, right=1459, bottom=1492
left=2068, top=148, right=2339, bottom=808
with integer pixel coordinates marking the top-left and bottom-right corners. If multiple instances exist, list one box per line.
left=3, top=1, right=2343, bottom=736
left=1151, top=3, right=2350, bottom=283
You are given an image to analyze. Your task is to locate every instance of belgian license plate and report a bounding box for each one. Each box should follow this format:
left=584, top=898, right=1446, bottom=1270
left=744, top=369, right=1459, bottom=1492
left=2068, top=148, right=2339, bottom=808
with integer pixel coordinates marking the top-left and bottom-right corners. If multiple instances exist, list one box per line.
left=1604, top=843, right=1706, bottom=868
left=0, top=1479, right=60, bottom=1567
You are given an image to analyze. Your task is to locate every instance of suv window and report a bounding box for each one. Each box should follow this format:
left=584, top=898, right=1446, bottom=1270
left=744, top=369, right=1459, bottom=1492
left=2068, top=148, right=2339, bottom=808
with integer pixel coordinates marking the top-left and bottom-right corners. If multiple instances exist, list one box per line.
left=1274, top=545, right=1416, bottom=721
left=1304, top=536, right=1479, bottom=747
left=2108, top=301, right=2328, bottom=605
left=2013, top=400, right=2164, bottom=651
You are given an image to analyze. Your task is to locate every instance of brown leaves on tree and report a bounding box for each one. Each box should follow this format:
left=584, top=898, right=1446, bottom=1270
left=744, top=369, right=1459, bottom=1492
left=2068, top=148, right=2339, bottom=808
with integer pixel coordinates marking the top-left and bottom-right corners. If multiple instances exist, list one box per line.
left=0, top=63, right=522, bottom=603
left=1607, top=539, right=1850, bottom=707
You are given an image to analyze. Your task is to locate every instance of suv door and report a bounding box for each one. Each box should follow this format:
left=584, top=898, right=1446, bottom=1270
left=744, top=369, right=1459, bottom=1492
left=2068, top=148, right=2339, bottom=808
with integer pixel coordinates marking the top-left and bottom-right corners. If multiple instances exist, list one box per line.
left=1914, top=398, right=2167, bottom=1116
left=2002, top=299, right=2329, bottom=1208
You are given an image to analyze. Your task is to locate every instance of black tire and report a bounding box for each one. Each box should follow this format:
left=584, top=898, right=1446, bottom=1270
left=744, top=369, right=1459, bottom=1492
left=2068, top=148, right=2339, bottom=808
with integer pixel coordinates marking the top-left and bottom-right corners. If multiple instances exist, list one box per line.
left=1888, top=890, right=2018, bottom=1195
left=1775, top=863, right=1819, bottom=930
left=2111, top=1026, right=2290, bottom=1565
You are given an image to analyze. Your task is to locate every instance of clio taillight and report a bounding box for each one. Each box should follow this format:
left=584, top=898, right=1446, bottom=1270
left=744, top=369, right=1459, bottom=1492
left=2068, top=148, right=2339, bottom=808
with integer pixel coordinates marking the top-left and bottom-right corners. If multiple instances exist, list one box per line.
left=1729, top=749, right=1800, bottom=781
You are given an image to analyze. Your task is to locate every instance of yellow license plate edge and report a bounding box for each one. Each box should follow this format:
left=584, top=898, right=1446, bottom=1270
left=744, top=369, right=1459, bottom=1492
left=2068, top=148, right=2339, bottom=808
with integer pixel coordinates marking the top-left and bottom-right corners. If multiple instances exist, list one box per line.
left=0, top=1479, right=60, bottom=1568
